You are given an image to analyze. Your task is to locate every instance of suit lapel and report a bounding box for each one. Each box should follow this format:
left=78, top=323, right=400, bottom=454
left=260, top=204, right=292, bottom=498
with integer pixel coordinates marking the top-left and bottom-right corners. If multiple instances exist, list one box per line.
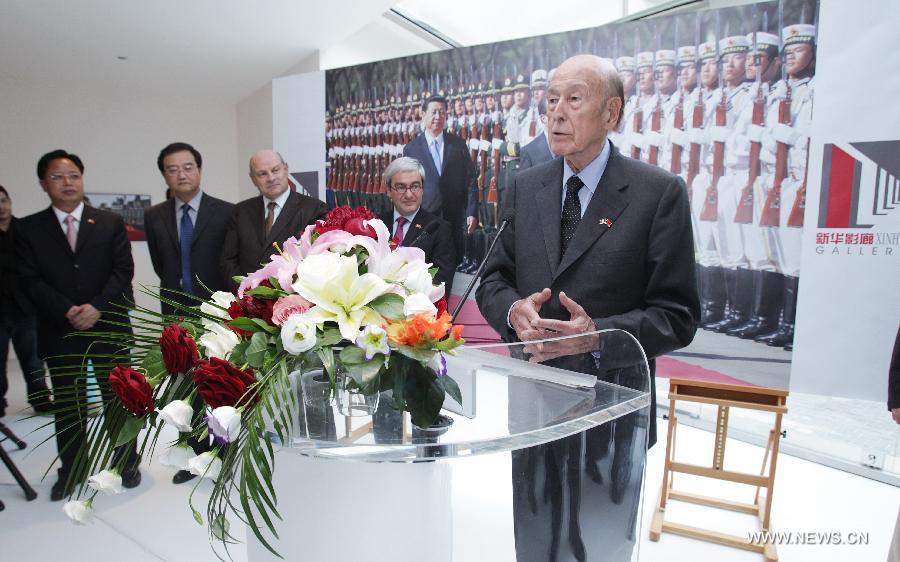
left=555, top=152, right=630, bottom=280
left=75, top=205, right=98, bottom=254
left=403, top=211, right=428, bottom=246
left=191, top=194, right=212, bottom=248
left=247, top=196, right=266, bottom=248
left=42, top=207, right=73, bottom=256
left=161, top=198, right=179, bottom=250
left=535, top=161, right=564, bottom=276
left=265, top=192, right=298, bottom=247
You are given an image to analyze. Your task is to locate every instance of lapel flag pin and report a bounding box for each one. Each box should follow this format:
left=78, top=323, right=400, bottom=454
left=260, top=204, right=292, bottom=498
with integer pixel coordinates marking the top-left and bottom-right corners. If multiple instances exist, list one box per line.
left=416, top=224, right=422, bottom=229
left=599, top=218, right=613, bottom=228
left=87, top=218, right=96, bottom=224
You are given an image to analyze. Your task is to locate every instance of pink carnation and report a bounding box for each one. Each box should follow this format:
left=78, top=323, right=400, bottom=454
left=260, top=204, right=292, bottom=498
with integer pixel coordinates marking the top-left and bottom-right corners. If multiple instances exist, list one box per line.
left=271, top=295, right=313, bottom=326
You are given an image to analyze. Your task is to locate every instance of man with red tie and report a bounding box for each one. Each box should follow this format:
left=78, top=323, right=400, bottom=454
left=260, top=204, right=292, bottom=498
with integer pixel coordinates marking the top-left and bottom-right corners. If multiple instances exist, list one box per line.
left=378, top=156, right=456, bottom=290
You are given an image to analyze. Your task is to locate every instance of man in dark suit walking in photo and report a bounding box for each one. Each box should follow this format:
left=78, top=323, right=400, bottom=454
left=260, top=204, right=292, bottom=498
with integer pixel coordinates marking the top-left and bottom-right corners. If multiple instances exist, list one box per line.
left=221, top=150, right=327, bottom=290
left=476, top=54, right=699, bottom=562
left=378, top=156, right=456, bottom=289
left=145, top=142, right=234, bottom=315
left=403, top=95, right=478, bottom=269
left=144, top=142, right=233, bottom=485
left=16, top=150, right=140, bottom=500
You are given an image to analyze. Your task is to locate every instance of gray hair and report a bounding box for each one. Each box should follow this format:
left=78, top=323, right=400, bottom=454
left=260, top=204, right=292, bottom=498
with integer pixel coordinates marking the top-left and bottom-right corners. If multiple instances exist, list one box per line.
left=383, top=156, right=425, bottom=187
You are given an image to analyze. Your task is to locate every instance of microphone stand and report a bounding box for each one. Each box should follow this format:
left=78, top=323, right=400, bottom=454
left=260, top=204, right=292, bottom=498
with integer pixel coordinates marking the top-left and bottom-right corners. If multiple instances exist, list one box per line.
left=451, top=216, right=512, bottom=324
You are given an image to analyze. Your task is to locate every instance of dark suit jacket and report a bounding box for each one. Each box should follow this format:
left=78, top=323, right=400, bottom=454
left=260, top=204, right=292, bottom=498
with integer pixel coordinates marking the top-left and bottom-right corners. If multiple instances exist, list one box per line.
left=889, top=326, right=900, bottom=410
left=0, top=217, right=35, bottom=316
left=475, top=144, right=700, bottom=446
left=221, top=191, right=327, bottom=291
left=144, top=193, right=234, bottom=315
left=403, top=132, right=478, bottom=254
left=379, top=207, right=457, bottom=289
left=16, top=205, right=134, bottom=356
left=518, top=133, right=553, bottom=173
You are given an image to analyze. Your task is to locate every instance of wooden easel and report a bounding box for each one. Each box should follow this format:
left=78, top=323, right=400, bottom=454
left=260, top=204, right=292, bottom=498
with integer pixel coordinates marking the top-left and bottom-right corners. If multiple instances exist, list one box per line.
left=649, top=378, right=789, bottom=561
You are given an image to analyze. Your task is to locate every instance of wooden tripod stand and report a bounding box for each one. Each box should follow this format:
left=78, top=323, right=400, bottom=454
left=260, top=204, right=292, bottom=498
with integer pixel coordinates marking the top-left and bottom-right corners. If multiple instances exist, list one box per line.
left=649, top=378, right=788, bottom=561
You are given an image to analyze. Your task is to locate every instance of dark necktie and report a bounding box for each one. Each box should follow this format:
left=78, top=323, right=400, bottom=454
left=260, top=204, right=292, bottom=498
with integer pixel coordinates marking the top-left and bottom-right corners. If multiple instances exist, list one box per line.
left=180, top=204, right=193, bottom=294
left=265, top=201, right=277, bottom=237
left=561, top=175, right=584, bottom=255
left=391, top=216, right=408, bottom=247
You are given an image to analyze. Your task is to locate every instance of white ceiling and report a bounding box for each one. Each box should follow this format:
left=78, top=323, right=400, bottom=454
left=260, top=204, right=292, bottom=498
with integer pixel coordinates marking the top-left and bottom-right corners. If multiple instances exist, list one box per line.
left=0, top=0, right=398, bottom=103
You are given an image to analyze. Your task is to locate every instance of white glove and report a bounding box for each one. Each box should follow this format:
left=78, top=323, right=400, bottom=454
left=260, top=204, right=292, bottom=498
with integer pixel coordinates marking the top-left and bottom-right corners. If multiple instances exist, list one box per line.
left=492, top=138, right=503, bottom=151
left=710, top=126, right=730, bottom=143
left=773, top=123, right=803, bottom=146
left=689, top=127, right=709, bottom=145
left=770, top=81, right=789, bottom=101
left=669, top=128, right=688, bottom=147
left=747, top=124, right=765, bottom=143
left=480, top=139, right=491, bottom=152
left=645, top=131, right=663, bottom=148
left=468, top=138, right=480, bottom=151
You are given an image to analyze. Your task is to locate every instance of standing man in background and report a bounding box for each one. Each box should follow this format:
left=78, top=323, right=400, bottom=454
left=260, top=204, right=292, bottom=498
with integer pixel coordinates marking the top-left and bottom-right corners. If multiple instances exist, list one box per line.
left=403, top=96, right=478, bottom=274
left=221, top=150, right=327, bottom=291
left=145, top=142, right=233, bottom=315
left=144, top=142, right=233, bottom=485
left=0, top=185, right=52, bottom=417
left=16, top=150, right=139, bottom=500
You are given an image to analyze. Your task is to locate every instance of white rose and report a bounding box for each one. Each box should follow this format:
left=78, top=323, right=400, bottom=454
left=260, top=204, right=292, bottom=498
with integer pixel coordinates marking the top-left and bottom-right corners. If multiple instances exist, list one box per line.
left=87, top=469, right=125, bottom=495
left=207, top=406, right=241, bottom=444
left=187, top=451, right=222, bottom=480
left=281, top=314, right=318, bottom=354
left=200, top=291, right=236, bottom=321
left=200, top=323, right=240, bottom=360
left=156, top=399, right=194, bottom=432
left=403, top=293, right=437, bottom=318
left=159, top=442, right=196, bottom=470
left=63, top=499, right=95, bottom=525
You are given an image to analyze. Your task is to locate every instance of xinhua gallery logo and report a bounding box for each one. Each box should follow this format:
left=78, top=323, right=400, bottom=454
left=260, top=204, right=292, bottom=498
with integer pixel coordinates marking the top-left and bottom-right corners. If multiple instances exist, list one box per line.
left=818, top=140, right=899, bottom=229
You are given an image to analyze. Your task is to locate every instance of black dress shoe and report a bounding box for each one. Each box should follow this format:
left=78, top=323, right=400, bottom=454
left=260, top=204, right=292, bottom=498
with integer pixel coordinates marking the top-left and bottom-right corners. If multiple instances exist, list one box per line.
left=30, top=395, right=55, bottom=414
left=51, top=477, right=72, bottom=502
left=172, top=469, right=197, bottom=485
left=122, top=467, right=142, bottom=489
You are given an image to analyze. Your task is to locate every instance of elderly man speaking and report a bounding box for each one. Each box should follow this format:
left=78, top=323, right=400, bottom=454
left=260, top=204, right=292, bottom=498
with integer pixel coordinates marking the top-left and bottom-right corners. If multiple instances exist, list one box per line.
left=476, top=54, right=700, bottom=447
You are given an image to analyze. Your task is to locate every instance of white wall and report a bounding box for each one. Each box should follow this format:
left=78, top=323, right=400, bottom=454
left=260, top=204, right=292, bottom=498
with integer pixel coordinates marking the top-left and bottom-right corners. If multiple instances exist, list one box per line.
left=0, top=78, right=239, bottom=313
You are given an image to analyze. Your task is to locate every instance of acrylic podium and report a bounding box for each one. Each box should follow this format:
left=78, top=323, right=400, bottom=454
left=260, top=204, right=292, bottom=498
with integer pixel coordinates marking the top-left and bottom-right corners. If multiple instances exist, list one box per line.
left=249, top=329, right=651, bottom=562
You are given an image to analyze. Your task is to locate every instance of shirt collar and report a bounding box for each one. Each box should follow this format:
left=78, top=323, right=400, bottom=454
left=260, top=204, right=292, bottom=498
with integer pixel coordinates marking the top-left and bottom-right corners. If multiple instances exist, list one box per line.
left=393, top=208, right=419, bottom=225
left=176, top=190, right=203, bottom=212
left=265, top=188, right=291, bottom=209
left=423, top=130, right=444, bottom=147
left=562, top=138, right=611, bottom=196
left=53, top=201, right=85, bottom=225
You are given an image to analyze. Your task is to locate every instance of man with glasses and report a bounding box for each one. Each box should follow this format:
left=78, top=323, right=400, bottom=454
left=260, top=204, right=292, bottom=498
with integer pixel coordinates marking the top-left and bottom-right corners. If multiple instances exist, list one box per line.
left=16, top=149, right=139, bottom=500
left=144, top=142, right=233, bottom=485
left=221, top=149, right=327, bottom=291
left=378, top=157, right=456, bottom=289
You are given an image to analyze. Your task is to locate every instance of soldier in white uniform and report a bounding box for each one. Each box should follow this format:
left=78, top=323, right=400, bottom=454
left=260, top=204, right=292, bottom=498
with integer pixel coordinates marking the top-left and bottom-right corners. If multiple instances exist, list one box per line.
left=611, top=56, right=636, bottom=154
left=630, top=51, right=656, bottom=161
left=652, top=49, right=679, bottom=171
left=704, top=35, right=755, bottom=334
left=755, top=23, right=816, bottom=351
left=725, top=31, right=786, bottom=339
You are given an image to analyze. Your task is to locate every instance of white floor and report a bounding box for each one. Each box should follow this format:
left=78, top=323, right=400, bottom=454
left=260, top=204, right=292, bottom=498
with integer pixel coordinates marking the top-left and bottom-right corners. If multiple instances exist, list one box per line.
left=1, top=365, right=898, bottom=561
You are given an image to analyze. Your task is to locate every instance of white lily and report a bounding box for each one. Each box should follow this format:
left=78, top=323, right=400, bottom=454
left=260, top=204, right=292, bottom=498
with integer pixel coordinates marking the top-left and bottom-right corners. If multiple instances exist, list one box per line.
left=292, top=253, right=389, bottom=341
left=87, top=469, right=125, bottom=495
left=63, top=499, right=95, bottom=525
left=156, top=399, right=194, bottom=432
left=403, top=293, right=438, bottom=318
left=200, top=291, right=236, bottom=325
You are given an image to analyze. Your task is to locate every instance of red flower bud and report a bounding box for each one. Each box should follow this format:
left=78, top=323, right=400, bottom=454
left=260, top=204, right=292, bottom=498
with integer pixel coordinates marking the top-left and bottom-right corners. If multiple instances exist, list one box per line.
left=159, top=322, right=199, bottom=375
left=109, top=365, right=154, bottom=416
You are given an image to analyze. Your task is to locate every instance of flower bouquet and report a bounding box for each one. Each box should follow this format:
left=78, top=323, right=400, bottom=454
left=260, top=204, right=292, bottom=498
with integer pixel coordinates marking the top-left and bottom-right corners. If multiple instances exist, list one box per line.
left=51, top=205, right=465, bottom=557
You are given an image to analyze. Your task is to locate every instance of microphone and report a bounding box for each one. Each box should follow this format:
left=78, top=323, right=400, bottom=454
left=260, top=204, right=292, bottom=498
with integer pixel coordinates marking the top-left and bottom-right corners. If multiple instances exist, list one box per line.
left=407, top=221, right=440, bottom=247
left=451, top=212, right=514, bottom=324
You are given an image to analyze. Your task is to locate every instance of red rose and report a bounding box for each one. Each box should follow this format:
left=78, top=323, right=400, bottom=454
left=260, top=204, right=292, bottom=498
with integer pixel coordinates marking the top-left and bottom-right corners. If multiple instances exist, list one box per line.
left=193, top=358, right=257, bottom=409
left=344, top=217, right=376, bottom=238
left=109, top=365, right=154, bottom=416
left=435, top=297, right=448, bottom=318
left=314, top=205, right=376, bottom=238
left=240, top=295, right=275, bottom=324
left=159, top=322, right=199, bottom=375
left=226, top=301, right=254, bottom=337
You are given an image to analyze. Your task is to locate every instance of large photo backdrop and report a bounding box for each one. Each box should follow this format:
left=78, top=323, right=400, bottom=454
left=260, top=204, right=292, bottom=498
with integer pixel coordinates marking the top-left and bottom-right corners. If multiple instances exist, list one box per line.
left=320, top=0, right=818, bottom=395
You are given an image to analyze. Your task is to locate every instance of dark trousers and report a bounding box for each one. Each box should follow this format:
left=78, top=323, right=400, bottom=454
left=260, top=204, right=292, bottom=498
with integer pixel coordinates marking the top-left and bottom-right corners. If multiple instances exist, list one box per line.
left=43, top=337, right=139, bottom=479
left=0, top=313, right=46, bottom=412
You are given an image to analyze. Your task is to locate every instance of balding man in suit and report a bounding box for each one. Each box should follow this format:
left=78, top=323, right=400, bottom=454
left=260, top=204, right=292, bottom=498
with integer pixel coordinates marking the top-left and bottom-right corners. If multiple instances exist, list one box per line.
left=221, top=150, right=327, bottom=289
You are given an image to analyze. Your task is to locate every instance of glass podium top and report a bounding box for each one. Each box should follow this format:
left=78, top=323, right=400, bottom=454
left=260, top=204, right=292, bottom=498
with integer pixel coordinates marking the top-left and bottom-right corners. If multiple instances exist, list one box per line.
left=273, top=329, right=651, bottom=462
